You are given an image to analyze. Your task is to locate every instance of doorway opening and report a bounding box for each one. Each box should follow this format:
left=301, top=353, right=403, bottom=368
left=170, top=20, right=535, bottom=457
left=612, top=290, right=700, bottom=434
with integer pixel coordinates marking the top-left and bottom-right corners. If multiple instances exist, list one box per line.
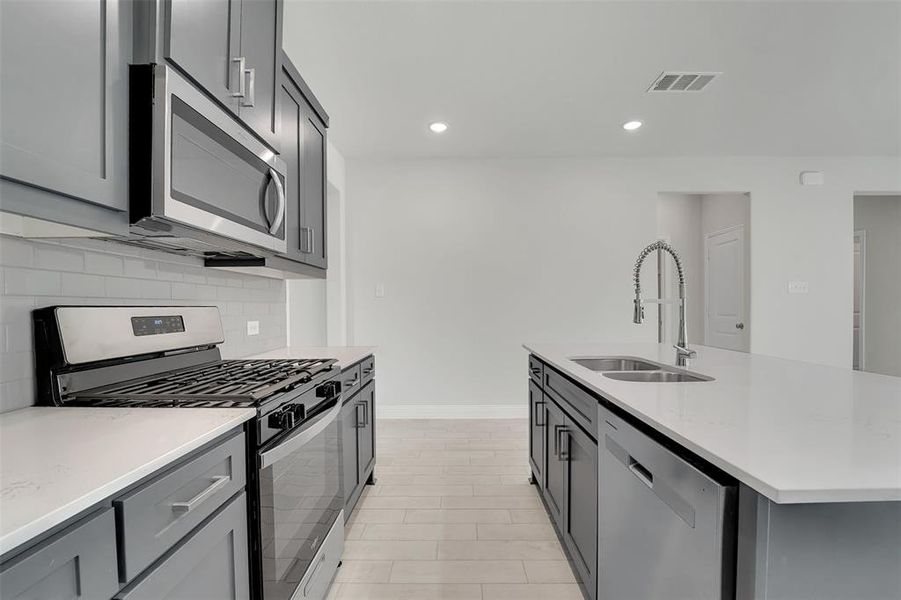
left=852, top=194, right=900, bottom=376
left=656, top=192, right=751, bottom=352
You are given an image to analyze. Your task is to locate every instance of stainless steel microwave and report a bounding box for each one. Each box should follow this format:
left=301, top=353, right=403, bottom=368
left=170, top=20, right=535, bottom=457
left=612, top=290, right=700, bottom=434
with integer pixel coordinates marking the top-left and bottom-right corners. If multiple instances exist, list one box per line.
left=128, top=64, right=287, bottom=256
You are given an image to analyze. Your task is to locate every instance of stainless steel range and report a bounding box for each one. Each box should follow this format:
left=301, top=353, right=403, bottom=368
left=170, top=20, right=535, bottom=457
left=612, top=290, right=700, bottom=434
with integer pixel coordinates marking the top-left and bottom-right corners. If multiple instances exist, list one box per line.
left=32, top=305, right=344, bottom=600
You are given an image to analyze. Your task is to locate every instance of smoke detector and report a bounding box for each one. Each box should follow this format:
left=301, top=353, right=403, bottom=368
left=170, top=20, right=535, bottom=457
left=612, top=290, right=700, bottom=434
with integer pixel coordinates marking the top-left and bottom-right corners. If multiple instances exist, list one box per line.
left=648, top=72, right=720, bottom=93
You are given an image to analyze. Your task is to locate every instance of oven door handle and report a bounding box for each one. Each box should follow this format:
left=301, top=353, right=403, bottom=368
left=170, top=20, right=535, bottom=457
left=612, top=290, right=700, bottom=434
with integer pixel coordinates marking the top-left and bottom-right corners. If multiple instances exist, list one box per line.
left=260, top=399, right=340, bottom=469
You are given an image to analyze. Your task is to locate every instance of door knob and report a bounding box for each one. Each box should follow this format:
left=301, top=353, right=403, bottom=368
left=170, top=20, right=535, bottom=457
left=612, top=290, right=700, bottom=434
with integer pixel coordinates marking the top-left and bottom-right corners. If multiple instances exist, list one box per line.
left=735, top=322, right=745, bottom=330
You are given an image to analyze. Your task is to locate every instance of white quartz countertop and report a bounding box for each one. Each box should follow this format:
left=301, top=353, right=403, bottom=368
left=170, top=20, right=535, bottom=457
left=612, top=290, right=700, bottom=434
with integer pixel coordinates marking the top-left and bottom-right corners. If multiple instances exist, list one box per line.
left=524, top=342, right=901, bottom=504
left=0, top=407, right=255, bottom=556
left=249, top=346, right=375, bottom=369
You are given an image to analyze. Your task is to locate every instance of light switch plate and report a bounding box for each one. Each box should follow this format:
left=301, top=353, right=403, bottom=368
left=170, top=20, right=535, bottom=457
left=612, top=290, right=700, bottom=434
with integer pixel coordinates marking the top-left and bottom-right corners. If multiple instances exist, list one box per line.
left=247, top=320, right=260, bottom=336
left=375, top=284, right=386, bottom=298
left=788, top=281, right=809, bottom=294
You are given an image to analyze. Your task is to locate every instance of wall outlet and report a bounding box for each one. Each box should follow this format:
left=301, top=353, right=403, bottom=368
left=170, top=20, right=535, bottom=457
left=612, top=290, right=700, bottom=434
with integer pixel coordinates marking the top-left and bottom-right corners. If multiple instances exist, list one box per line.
left=788, top=281, right=809, bottom=294
left=246, top=320, right=260, bottom=336
left=375, top=283, right=386, bottom=298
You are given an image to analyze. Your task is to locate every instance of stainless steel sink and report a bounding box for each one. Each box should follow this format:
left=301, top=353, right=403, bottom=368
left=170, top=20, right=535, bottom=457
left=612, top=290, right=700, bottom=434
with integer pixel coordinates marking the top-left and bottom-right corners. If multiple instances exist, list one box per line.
left=571, top=357, right=660, bottom=372
left=603, top=370, right=713, bottom=383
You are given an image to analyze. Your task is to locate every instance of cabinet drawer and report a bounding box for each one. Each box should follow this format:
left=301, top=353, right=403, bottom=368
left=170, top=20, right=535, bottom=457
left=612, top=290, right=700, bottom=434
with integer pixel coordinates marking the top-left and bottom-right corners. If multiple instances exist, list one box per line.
left=341, top=364, right=362, bottom=399
left=0, top=508, right=118, bottom=600
left=360, top=356, right=375, bottom=385
left=115, top=432, right=246, bottom=582
left=116, top=492, right=249, bottom=600
left=544, top=367, right=596, bottom=436
left=528, top=355, right=544, bottom=384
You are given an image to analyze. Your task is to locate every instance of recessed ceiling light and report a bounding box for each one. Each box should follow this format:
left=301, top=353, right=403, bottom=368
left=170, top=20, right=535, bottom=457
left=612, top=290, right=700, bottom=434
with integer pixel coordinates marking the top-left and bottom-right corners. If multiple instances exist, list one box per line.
left=429, top=122, right=448, bottom=134
left=623, top=120, right=642, bottom=131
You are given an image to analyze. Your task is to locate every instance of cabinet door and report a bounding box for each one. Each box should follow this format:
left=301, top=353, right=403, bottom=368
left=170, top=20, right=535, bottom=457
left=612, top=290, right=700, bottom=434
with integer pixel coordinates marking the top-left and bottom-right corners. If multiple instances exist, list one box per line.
left=116, top=492, right=249, bottom=600
left=299, top=101, right=328, bottom=268
left=165, top=0, right=241, bottom=113
left=542, top=400, right=566, bottom=529
left=340, top=399, right=360, bottom=512
left=0, top=508, right=118, bottom=600
left=528, top=379, right=545, bottom=486
left=0, top=0, right=129, bottom=212
left=237, top=0, right=281, bottom=149
left=563, top=422, right=598, bottom=599
left=357, top=381, right=376, bottom=479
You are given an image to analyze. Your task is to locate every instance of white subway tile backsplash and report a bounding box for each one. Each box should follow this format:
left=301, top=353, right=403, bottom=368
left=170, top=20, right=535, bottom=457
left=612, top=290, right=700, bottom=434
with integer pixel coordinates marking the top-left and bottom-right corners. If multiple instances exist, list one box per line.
left=4, top=268, right=62, bottom=296
left=61, top=273, right=106, bottom=297
left=34, top=245, right=85, bottom=272
left=0, top=234, right=287, bottom=413
left=84, top=251, right=125, bottom=276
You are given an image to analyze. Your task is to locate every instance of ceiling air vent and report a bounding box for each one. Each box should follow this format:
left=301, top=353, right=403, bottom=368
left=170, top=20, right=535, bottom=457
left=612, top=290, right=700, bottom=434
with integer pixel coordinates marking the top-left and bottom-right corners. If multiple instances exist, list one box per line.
left=648, top=72, right=719, bottom=93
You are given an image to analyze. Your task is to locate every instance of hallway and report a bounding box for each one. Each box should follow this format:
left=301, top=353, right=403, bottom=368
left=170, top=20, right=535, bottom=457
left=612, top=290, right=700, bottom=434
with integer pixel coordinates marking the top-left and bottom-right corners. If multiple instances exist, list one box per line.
left=328, top=419, right=582, bottom=599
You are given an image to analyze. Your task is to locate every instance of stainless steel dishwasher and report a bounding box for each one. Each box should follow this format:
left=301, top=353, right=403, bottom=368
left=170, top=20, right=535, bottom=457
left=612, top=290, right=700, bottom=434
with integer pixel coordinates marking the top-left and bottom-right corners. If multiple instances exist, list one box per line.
left=598, top=405, right=737, bottom=600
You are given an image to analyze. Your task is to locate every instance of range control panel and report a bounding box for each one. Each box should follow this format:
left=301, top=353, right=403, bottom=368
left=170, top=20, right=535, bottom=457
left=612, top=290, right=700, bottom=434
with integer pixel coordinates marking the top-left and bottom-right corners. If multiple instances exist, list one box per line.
left=131, top=315, right=185, bottom=336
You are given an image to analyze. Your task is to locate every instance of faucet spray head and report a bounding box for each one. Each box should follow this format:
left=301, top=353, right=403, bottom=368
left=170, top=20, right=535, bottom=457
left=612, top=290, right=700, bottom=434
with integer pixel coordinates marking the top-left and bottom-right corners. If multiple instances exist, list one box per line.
left=633, top=297, right=644, bottom=324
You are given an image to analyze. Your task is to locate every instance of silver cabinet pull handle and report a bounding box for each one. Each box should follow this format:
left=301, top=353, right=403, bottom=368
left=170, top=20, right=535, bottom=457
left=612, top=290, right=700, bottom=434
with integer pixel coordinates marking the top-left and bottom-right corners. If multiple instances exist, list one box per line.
left=267, top=168, right=285, bottom=234
left=558, top=429, right=570, bottom=461
left=230, top=57, right=246, bottom=98
left=355, top=402, right=365, bottom=428
left=242, top=67, right=256, bottom=107
left=534, top=400, right=545, bottom=427
left=300, top=227, right=312, bottom=253
left=171, top=475, right=230, bottom=514
left=628, top=458, right=654, bottom=489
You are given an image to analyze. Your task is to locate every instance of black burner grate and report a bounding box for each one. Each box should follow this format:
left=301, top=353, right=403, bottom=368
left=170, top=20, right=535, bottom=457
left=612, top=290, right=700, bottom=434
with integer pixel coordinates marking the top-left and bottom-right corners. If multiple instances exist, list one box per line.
left=74, top=358, right=335, bottom=404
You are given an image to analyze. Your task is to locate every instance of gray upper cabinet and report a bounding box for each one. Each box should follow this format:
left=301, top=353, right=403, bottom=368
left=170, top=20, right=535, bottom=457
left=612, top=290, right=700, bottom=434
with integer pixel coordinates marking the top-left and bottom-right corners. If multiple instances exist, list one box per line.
left=0, top=0, right=130, bottom=229
left=0, top=508, right=119, bottom=600
left=137, top=0, right=282, bottom=149
left=279, top=54, right=329, bottom=271
left=164, top=0, right=241, bottom=113
left=238, top=0, right=282, bottom=148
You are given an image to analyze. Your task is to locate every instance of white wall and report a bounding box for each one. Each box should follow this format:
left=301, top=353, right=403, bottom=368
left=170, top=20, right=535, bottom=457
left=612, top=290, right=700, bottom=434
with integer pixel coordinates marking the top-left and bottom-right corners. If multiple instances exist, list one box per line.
left=346, top=156, right=900, bottom=412
left=656, top=194, right=704, bottom=344
left=286, top=141, right=349, bottom=347
left=853, top=195, right=901, bottom=377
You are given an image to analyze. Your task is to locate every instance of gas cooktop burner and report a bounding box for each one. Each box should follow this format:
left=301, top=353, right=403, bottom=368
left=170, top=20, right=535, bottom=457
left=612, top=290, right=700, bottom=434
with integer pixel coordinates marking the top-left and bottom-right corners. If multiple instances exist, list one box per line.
left=71, top=358, right=336, bottom=407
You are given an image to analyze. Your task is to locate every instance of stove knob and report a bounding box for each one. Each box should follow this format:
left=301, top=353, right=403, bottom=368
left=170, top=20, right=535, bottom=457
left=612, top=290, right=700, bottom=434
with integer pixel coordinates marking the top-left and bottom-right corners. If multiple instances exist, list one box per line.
left=291, top=404, right=306, bottom=420
left=268, top=408, right=295, bottom=430
left=317, top=380, right=342, bottom=398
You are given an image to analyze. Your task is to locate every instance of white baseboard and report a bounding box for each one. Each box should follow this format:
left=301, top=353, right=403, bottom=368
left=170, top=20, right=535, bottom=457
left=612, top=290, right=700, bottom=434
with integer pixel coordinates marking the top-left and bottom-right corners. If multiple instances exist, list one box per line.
left=376, top=404, right=527, bottom=419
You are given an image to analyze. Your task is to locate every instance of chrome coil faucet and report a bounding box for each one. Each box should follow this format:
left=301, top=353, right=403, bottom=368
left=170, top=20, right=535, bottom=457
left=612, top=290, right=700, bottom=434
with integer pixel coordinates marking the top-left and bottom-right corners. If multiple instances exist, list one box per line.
left=632, top=240, right=697, bottom=366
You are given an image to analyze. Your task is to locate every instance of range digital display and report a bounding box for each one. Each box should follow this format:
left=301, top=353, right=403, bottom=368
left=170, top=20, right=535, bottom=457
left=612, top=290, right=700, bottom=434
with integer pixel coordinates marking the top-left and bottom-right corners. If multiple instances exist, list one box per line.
left=131, top=316, right=185, bottom=336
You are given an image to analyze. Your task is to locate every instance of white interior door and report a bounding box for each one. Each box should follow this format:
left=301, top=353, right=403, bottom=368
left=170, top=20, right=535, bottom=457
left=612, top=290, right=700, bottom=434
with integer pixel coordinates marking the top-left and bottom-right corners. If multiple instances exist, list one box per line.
left=853, top=230, right=866, bottom=370
left=705, top=226, right=748, bottom=351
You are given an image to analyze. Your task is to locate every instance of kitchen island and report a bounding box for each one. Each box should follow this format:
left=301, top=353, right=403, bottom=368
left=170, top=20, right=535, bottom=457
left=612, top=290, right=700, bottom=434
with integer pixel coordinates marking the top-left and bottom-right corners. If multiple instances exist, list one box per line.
left=524, top=342, right=901, bottom=600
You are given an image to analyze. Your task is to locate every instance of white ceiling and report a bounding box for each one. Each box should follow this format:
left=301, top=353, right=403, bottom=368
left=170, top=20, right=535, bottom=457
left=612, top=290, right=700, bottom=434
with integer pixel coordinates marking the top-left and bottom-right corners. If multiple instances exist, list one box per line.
left=282, top=1, right=901, bottom=159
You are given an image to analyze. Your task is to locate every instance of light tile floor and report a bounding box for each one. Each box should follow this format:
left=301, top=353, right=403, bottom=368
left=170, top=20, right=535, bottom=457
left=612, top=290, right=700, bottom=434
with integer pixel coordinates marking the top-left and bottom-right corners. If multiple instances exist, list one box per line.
left=327, top=419, right=582, bottom=600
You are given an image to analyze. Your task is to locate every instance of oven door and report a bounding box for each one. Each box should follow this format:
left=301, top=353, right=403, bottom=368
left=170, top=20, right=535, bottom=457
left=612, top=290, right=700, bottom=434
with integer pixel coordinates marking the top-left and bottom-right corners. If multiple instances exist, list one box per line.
left=257, top=399, right=342, bottom=600
left=136, top=64, right=287, bottom=254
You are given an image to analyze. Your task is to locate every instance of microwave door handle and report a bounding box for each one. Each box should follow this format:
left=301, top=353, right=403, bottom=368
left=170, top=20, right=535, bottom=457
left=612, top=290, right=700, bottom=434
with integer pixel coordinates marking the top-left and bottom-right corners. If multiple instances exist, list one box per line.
left=259, top=400, right=340, bottom=469
left=267, top=168, right=286, bottom=235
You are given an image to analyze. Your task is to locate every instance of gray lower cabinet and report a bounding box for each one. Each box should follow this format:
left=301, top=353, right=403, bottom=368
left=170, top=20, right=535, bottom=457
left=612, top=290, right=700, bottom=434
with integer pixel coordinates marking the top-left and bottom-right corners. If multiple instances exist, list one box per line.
left=340, top=396, right=361, bottom=512
left=0, top=428, right=250, bottom=600
left=0, top=508, right=119, bottom=600
left=116, top=492, right=250, bottom=600
left=0, top=0, right=130, bottom=232
left=532, top=358, right=598, bottom=600
left=278, top=53, right=329, bottom=271
left=542, top=399, right=567, bottom=530
left=340, top=359, right=377, bottom=516
left=561, top=420, right=597, bottom=598
left=528, top=379, right=545, bottom=486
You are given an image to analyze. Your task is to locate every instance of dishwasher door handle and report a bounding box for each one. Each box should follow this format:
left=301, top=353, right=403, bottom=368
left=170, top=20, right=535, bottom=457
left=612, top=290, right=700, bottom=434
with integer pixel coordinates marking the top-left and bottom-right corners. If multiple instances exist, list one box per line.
left=628, top=458, right=654, bottom=489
